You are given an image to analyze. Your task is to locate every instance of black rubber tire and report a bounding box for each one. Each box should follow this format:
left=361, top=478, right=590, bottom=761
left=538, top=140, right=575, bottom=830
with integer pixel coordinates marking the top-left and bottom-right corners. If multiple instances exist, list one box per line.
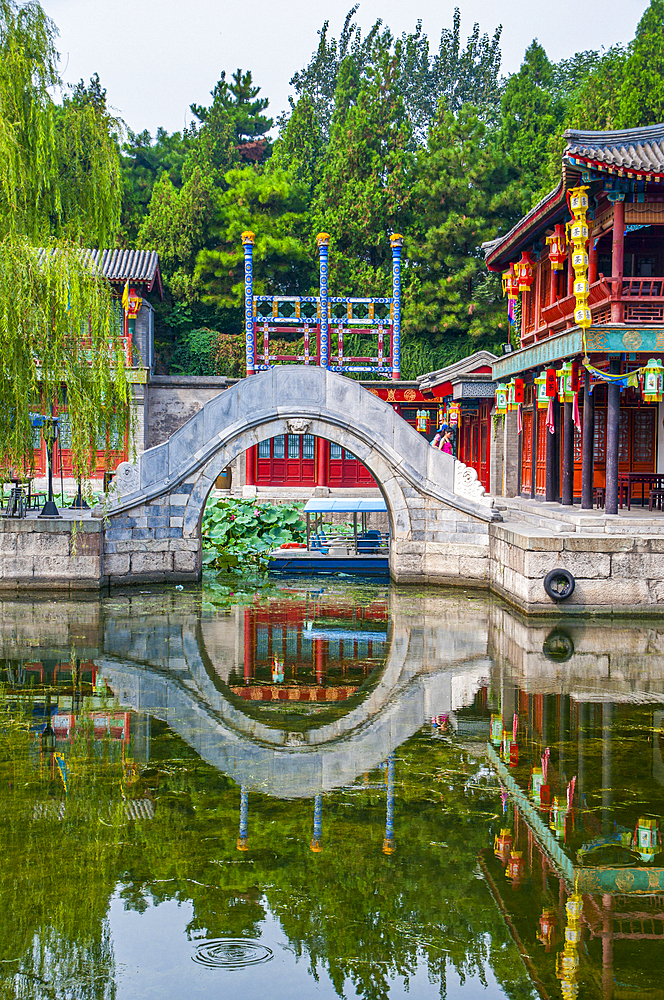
left=543, top=568, right=575, bottom=602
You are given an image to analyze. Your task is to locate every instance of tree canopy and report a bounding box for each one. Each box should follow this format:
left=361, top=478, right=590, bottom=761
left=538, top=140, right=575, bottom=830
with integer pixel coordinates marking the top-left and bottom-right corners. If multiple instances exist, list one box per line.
left=0, top=0, right=128, bottom=478
left=116, top=1, right=664, bottom=378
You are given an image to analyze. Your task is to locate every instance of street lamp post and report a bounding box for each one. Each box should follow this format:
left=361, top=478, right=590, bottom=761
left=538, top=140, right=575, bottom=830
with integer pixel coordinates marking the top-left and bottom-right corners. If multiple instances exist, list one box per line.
left=39, top=415, right=61, bottom=518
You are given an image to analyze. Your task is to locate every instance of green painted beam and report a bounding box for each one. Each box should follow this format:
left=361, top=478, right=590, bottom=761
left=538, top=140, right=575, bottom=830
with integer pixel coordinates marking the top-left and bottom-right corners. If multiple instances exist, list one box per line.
left=491, top=324, right=664, bottom=380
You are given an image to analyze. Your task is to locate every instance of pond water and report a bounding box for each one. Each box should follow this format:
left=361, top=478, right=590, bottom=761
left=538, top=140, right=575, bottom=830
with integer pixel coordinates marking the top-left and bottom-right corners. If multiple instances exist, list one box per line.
left=2, top=578, right=664, bottom=999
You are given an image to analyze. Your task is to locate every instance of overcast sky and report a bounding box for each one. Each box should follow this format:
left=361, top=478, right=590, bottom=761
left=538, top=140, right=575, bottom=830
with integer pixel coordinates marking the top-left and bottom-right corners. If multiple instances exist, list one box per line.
left=42, top=0, right=649, bottom=136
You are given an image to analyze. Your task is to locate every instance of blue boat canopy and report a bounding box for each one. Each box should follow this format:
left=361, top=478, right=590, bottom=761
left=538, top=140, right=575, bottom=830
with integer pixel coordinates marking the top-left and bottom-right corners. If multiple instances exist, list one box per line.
left=303, top=498, right=387, bottom=514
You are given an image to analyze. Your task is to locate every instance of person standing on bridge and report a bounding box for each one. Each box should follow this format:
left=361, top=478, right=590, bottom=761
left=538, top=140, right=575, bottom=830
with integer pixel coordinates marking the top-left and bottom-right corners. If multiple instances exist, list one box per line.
left=432, top=427, right=453, bottom=455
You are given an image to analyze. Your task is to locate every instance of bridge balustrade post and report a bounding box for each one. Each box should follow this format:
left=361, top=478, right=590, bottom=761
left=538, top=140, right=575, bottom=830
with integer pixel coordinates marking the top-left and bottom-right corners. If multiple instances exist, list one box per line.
left=242, top=231, right=255, bottom=376
left=317, top=233, right=330, bottom=370
left=390, top=234, right=403, bottom=381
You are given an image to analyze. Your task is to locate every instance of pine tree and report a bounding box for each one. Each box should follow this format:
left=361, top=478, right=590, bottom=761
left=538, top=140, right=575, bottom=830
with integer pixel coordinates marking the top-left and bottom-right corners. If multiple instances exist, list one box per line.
left=499, top=41, right=563, bottom=204
left=313, top=50, right=414, bottom=295
left=405, top=105, right=519, bottom=348
left=618, top=0, right=664, bottom=126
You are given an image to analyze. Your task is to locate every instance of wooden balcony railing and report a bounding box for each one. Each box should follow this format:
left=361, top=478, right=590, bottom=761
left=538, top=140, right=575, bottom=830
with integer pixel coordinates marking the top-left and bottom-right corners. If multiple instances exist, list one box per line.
left=524, top=275, right=664, bottom=345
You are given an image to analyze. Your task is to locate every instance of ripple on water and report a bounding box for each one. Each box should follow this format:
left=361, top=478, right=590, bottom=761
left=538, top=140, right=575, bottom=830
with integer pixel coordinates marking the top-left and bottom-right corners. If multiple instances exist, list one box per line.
left=192, top=939, right=273, bottom=970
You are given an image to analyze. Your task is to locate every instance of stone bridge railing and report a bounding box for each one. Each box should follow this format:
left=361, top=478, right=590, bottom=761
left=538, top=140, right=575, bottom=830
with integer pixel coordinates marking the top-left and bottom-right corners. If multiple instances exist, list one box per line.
left=100, top=367, right=498, bottom=586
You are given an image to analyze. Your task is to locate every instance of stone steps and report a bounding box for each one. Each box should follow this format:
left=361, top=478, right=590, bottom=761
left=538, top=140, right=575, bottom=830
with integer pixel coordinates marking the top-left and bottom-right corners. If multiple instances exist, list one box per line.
left=500, top=496, right=664, bottom=535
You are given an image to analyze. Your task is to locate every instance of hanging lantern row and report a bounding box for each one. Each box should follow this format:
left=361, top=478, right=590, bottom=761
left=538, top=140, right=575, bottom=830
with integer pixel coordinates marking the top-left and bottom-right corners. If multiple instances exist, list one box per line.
left=494, top=378, right=524, bottom=415
left=545, top=222, right=567, bottom=272
left=566, top=185, right=592, bottom=330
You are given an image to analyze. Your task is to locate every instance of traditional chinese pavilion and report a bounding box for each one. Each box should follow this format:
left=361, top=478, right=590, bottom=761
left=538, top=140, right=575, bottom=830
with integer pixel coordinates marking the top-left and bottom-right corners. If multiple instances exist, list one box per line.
left=30, top=249, right=161, bottom=480
left=485, top=124, right=664, bottom=512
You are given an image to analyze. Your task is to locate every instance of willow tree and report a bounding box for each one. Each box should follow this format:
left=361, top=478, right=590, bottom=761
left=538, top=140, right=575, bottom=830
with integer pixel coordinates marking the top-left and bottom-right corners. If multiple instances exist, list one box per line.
left=0, top=0, right=127, bottom=480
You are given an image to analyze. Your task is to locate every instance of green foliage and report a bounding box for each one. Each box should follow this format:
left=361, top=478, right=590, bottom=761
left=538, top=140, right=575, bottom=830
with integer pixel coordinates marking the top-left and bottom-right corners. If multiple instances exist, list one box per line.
left=201, top=498, right=306, bottom=572
left=313, top=50, right=414, bottom=295
left=196, top=166, right=312, bottom=313
left=289, top=6, right=503, bottom=141
left=120, top=125, right=197, bottom=242
left=499, top=41, right=564, bottom=204
left=618, top=0, right=664, bottom=127
left=137, top=166, right=214, bottom=303
left=405, top=105, right=518, bottom=345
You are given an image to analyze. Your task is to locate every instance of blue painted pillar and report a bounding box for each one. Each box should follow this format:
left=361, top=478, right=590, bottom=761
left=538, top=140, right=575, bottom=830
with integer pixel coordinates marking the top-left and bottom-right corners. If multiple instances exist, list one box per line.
left=242, top=231, right=255, bottom=376
left=317, top=233, right=330, bottom=369
left=383, top=753, right=396, bottom=854
left=237, top=786, right=249, bottom=851
left=390, top=235, right=403, bottom=381
left=310, top=793, right=323, bottom=853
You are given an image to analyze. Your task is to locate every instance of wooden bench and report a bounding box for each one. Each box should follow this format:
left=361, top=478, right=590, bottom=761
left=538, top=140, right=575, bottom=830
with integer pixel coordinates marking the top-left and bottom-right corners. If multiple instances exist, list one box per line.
left=649, top=488, right=664, bottom=512
left=594, top=487, right=606, bottom=509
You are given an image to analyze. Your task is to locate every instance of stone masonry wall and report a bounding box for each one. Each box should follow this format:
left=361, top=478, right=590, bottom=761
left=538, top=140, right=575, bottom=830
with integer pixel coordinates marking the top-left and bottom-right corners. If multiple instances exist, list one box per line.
left=102, top=486, right=201, bottom=584
left=489, top=522, right=664, bottom=614
left=146, top=376, right=234, bottom=449
left=0, top=519, right=104, bottom=590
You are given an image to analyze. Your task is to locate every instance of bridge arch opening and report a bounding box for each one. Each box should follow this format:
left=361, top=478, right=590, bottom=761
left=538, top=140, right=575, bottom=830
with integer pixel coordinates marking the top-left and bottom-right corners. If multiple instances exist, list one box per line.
left=184, top=415, right=407, bottom=557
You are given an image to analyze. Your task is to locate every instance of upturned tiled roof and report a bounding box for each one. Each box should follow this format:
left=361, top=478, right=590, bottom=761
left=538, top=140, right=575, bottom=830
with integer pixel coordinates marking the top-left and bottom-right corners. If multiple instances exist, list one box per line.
left=417, top=350, right=497, bottom=391
left=564, top=124, right=664, bottom=174
left=85, top=249, right=162, bottom=295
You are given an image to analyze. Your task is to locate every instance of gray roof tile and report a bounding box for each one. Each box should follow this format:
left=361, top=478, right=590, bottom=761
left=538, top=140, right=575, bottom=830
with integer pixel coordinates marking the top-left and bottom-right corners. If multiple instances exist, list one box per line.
left=564, top=124, right=664, bottom=173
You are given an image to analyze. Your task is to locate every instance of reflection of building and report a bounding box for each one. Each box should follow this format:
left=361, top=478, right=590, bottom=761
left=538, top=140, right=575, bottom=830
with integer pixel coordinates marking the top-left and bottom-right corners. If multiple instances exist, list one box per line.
left=235, top=596, right=388, bottom=703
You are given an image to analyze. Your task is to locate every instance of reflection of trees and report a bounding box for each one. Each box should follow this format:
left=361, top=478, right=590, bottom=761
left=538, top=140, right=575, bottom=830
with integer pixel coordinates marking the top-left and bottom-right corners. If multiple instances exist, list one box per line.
left=0, top=702, right=119, bottom=999
left=0, top=697, right=533, bottom=1000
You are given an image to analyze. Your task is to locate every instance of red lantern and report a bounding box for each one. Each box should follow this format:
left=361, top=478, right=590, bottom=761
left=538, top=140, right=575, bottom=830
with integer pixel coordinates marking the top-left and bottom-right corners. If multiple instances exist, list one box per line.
left=546, top=368, right=557, bottom=397
left=537, top=908, right=558, bottom=951
left=546, top=223, right=567, bottom=272
left=502, top=264, right=519, bottom=298
left=571, top=359, right=580, bottom=393
left=516, top=251, right=535, bottom=292
left=514, top=378, right=524, bottom=404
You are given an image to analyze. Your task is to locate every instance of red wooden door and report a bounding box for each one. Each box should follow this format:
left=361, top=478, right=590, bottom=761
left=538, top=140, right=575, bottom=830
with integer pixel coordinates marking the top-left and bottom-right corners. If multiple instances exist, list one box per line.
left=256, top=434, right=316, bottom=485
left=328, top=443, right=376, bottom=487
left=535, top=409, right=547, bottom=495
left=479, top=402, right=490, bottom=491
left=521, top=409, right=533, bottom=494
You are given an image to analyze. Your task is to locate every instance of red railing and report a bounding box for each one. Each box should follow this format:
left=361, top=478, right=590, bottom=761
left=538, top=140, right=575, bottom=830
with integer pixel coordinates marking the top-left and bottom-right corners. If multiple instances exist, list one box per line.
left=525, top=275, right=664, bottom=345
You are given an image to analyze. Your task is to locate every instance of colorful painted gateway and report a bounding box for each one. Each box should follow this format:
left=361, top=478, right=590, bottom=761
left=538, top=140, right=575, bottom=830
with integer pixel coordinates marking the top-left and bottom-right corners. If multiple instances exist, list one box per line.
left=485, top=124, right=664, bottom=510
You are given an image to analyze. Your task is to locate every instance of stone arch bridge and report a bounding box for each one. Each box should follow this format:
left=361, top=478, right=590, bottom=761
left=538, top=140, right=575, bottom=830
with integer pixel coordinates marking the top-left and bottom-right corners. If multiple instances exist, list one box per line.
left=104, top=366, right=497, bottom=585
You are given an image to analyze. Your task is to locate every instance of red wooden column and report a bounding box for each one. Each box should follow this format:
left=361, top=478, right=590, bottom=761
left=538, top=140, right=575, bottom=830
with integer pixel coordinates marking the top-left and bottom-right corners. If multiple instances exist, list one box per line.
left=611, top=199, right=625, bottom=323
left=245, top=446, right=256, bottom=487
left=316, top=438, right=328, bottom=487
left=581, top=369, right=595, bottom=509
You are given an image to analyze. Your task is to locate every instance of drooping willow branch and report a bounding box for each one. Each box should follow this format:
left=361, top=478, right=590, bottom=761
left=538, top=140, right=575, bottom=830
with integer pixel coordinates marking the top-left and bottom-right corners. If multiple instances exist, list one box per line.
left=0, top=238, right=130, bottom=480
